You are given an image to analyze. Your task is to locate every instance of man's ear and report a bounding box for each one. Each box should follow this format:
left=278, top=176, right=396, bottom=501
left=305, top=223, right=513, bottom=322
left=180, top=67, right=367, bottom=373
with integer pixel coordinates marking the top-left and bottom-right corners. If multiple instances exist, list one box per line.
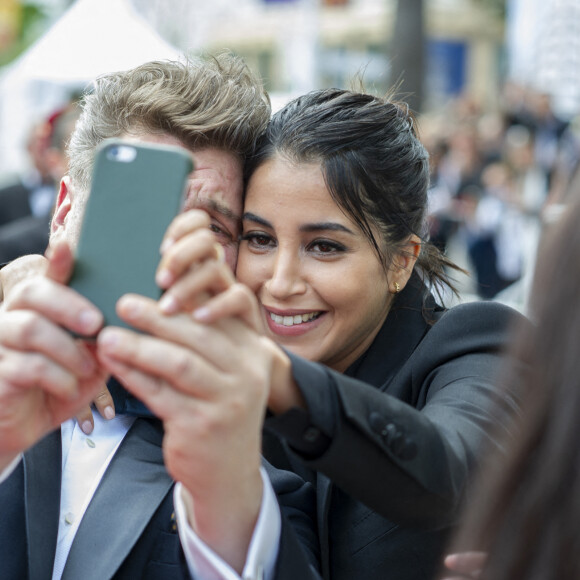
left=51, top=176, right=73, bottom=235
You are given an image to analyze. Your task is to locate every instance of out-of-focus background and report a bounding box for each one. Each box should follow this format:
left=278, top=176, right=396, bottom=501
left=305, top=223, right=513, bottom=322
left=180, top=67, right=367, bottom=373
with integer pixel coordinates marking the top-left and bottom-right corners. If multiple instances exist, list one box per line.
left=0, top=0, right=578, bottom=309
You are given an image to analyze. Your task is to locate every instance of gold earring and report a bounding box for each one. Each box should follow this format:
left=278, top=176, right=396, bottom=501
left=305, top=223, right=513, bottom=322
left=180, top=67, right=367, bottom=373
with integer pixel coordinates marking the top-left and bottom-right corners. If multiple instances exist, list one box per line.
left=393, top=282, right=400, bottom=294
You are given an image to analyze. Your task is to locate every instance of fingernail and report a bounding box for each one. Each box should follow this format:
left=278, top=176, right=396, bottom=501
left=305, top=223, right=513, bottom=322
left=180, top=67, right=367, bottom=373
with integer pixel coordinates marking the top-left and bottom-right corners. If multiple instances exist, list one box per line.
left=156, top=268, right=173, bottom=288
left=78, top=309, right=102, bottom=334
left=159, top=293, right=179, bottom=314
left=100, top=329, right=120, bottom=349
left=118, top=295, right=142, bottom=318
left=192, top=306, right=210, bottom=322
left=81, top=421, right=93, bottom=435
left=104, top=405, right=115, bottom=420
left=160, top=238, right=174, bottom=254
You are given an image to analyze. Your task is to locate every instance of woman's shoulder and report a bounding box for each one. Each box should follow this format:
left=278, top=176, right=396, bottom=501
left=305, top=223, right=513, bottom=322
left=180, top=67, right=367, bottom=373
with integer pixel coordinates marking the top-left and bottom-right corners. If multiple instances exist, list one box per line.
left=424, top=299, right=527, bottom=354
left=440, top=299, right=526, bottom=326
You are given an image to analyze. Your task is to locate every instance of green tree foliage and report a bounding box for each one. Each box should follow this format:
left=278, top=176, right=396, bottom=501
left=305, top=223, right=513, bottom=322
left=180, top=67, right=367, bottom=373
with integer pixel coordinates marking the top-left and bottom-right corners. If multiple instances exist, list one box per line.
left=0, top=2, right=49, bottom=67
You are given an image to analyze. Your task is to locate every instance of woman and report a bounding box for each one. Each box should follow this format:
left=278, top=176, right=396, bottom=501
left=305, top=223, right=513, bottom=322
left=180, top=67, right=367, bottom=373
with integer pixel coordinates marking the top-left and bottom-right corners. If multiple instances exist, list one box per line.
left=163, top=89, right=522, bottom=580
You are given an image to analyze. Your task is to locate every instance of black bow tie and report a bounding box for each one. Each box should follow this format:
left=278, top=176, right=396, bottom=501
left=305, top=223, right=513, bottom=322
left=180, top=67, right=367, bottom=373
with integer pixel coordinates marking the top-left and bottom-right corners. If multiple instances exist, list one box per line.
left=108, top=377, right=156, bottom=418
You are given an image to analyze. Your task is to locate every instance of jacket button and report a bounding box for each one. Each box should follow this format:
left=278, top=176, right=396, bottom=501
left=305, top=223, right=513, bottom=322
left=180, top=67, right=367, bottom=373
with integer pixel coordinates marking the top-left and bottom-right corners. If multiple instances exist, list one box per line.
left=383, top=423, right=398, bottom=443
left=302, top=426, right=321, bottom=443
left=369, top=412, right=387, bottom=434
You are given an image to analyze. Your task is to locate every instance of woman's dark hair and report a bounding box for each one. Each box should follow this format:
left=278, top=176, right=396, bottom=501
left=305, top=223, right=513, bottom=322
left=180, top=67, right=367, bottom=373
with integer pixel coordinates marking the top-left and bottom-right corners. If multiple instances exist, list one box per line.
left=245, top=88, right=462, bottom=301
left=444, top=197, right=580, bottom=579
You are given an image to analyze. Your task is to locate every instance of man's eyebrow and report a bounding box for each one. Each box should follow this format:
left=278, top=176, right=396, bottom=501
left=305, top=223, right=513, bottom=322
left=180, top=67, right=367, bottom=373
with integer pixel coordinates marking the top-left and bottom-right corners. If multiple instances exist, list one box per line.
left=243, top=212, right=355, bottom=235
left=196, top=198, right=240, bottom=223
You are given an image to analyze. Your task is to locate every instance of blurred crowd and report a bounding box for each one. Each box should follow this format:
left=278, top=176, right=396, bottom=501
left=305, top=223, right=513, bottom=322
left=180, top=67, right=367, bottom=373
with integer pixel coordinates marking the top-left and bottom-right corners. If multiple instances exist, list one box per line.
left=422, top=82, right=580, bottom=308
left=0, top=96, right=81, bottom=264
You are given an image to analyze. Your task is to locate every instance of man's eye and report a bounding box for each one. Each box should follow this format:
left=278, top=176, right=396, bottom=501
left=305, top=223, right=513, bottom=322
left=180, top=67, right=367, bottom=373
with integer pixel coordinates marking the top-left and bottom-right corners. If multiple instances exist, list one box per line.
left=209, top=223, right=232, bottom=241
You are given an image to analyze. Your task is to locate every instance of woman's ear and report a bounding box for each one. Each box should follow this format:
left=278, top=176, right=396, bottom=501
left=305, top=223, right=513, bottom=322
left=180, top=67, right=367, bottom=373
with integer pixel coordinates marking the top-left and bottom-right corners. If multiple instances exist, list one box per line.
left=390, top=235, right=421, bottom=293
left=51, top=176, right=73, bottom=236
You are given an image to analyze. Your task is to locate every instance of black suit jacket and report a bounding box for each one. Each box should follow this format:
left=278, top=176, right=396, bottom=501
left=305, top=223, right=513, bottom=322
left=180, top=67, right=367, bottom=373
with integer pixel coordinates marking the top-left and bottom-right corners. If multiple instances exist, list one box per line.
left=0, top=417, right=320, bottom=579
left=0, top=215, right=50, bottom=263
left=0, top=181, right=33, bottom=226
left=265, top=273, right=522, bottom=580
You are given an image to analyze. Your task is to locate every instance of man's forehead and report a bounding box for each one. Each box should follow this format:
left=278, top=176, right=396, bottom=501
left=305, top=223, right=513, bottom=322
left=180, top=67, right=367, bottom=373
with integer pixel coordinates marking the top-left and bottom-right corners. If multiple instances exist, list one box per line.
left=185, top=150, right=244, bottom=217
left=185, top=194, right=240, bottom=222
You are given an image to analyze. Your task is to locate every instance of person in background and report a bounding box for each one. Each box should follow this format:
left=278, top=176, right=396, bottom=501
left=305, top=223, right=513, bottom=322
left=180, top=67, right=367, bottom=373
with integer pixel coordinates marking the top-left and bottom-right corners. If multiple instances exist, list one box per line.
left=441, top=182, right=580, bottom=580
left=0, top=100, right=82, bottom=263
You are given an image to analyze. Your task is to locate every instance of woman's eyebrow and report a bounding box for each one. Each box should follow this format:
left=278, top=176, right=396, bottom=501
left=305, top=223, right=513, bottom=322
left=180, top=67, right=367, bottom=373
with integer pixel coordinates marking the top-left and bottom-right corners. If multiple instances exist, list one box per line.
left=300, top=222, right=355, bottom=235
left=243, top=212, right=355, bottom=235
left=243, top=212, right=272, bottom=227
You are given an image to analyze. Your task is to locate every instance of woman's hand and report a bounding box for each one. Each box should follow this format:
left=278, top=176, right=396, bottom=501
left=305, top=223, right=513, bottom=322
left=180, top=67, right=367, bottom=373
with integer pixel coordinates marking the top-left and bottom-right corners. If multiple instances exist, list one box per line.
left=441, top=552, right=486, bottom=580
left=96, top=292, right=272, bottom=572
left=156, top=210, right=237, bottom=314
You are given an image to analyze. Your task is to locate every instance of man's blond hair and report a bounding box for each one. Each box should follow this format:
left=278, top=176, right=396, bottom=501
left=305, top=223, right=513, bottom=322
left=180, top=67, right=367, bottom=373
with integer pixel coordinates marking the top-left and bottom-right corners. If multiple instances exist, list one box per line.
left=67, top=54, right=271, bottom=192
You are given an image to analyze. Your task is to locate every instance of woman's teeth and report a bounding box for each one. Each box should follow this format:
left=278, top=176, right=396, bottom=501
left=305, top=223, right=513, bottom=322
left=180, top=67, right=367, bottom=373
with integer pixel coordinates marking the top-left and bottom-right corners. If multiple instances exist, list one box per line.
left=270, top=312, right=320, bottom=327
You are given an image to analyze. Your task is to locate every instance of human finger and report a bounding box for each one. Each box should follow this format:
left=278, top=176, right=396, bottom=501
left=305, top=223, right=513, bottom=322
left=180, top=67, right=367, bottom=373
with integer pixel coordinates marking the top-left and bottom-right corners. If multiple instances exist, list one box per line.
left=0, top=254, right=48, bottom=303
left=157, top=228, right=222, bottom=291
left=116, top=294, right=252, bottom=373
left=192, top=283, right=265, bottom=333
left=96, top=352, right=190, bottom=422
left=3, top=277, right=103, bottom=338
left=160, top=209, right=210, bottom=255
left=97, top=325, right=220, bottom=400
left=74, top=405, right=95, bottom=435
left=44, top=240, right=75, bottom=284
left=92, top=385, right=115, bottom=420
left=0, top=310, right=98, bottom=379
left=74, top=383, right=115, bottom=434
left=159, top=258, right=235, bottom=314
left=443, top=552, right=485, bottom=578
left=0, top=346, right=88, bottom=402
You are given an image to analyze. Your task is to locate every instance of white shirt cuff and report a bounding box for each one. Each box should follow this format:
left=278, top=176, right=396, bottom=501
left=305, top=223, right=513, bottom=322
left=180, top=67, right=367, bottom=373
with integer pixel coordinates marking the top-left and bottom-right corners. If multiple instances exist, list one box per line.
left=0, top=453, right=22, bottom=484
left=175, top=466, right=281, bottom=580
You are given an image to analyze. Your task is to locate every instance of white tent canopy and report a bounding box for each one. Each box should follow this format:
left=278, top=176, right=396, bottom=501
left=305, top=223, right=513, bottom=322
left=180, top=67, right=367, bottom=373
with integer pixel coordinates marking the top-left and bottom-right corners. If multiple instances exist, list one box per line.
left=0, top=0, right=184, bottom=177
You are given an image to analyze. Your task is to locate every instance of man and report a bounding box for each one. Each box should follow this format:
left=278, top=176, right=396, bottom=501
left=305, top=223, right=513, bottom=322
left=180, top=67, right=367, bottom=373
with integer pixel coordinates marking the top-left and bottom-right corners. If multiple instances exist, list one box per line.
left=0, top=56, right=319, bottom=580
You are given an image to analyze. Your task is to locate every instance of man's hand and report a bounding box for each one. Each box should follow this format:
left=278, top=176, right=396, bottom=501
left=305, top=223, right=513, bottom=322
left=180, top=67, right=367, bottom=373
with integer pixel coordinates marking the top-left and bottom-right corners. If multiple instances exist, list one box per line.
left=96, top=292, right=272, bottom=573
left=0, top=242, right=106, bottom=470
left=0, top=254, right=48, bottom=305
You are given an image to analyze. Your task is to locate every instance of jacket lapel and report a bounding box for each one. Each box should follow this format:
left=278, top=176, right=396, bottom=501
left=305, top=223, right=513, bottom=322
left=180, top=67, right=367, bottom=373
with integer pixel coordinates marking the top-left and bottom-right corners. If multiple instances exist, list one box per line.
left=316, top=474, right=333, bottom=580
left=62, top=418, right=173, bottom=580
left=24, top=429, right=62, bottom=580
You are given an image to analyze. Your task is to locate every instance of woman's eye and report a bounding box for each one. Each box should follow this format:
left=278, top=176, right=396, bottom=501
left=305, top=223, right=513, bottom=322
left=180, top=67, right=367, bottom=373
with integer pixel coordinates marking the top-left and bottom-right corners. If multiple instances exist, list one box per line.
left=310, top=240, right=345, bottom=254
left=242, top=232, right=274, bottom=248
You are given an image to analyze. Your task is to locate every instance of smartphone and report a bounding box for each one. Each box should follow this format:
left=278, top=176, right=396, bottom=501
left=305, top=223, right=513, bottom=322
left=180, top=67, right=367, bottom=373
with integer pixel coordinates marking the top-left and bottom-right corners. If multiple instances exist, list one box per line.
left=68, top=139, right=193, bottom=334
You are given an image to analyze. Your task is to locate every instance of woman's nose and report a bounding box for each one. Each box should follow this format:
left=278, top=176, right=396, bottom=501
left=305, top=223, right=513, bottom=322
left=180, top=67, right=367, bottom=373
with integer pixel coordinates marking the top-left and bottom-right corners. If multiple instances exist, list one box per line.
left=264, top=251, right=307, bottom=299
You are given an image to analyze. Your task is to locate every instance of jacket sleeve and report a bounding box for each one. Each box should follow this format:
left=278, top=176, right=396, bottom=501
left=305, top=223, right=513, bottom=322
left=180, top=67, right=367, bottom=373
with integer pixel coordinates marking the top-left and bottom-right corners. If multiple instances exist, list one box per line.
left=265, top=301, right=524, bottom=528
left=264, top=459, right=321, bottom=579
